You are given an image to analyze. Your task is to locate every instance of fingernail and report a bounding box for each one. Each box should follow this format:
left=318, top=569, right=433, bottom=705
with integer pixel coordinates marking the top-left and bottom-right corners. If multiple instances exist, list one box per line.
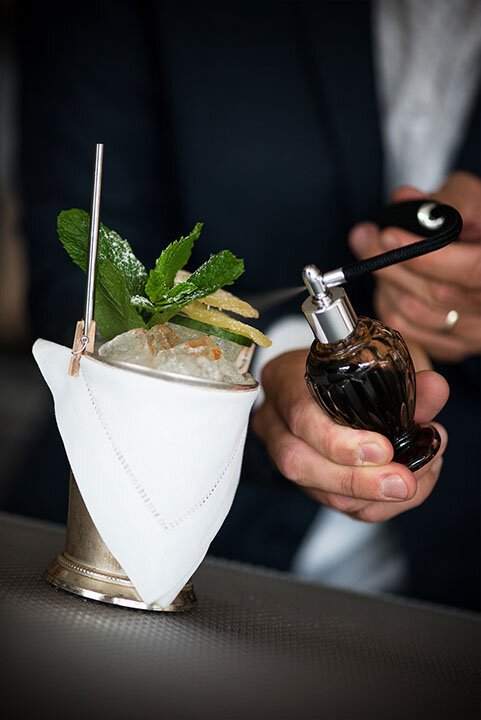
left=358, top=443, right=387, bottom=464
left=380, top=474, right=409, bottom=499
left=380, top=231, right=398, bottom=250
left=349, top=224, right=373, bottom=254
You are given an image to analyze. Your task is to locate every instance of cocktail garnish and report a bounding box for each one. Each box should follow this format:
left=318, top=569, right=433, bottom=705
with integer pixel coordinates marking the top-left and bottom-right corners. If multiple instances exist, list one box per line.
left=57, top=209, right=269, bottom=346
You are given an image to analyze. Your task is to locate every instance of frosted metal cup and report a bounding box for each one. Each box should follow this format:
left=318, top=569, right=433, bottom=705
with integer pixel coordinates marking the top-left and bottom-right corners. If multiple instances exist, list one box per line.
left=42, top=347, right=257, bottom=612
left=45, top=473, right=196, bottom=611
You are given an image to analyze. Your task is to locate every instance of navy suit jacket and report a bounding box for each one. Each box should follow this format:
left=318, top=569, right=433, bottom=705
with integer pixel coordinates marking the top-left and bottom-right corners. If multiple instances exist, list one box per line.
left=12, top=1, right=481, bottom=609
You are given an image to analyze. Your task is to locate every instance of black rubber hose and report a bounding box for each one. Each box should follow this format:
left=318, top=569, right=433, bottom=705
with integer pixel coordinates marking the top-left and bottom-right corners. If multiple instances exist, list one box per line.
left=342, top=200, right=463, bottom=283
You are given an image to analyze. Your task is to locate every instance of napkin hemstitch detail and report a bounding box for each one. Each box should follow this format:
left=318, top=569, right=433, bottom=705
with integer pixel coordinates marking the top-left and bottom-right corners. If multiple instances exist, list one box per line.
left=168, top=429, right=246, bottom=528
left=80, top=362, right=247, bottom=531
left=80, top=363, right=170, bottom=531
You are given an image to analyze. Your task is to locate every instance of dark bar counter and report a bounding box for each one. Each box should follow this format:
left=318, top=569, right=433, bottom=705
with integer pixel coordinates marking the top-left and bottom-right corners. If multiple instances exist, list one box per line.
left=0, top=513, right=479, bottom=720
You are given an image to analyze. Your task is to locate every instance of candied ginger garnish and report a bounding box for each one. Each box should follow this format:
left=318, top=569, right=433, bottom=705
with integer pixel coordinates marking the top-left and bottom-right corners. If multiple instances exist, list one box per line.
left=175, top=269, right=259, bottom=318
left=185, top=337, right=223, bottom=361
left=181, top=301, right=271, bottom=348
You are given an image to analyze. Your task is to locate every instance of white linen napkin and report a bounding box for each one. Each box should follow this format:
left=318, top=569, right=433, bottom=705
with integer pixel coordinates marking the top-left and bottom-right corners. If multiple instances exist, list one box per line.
left=33, top=339, right=259, bottom=607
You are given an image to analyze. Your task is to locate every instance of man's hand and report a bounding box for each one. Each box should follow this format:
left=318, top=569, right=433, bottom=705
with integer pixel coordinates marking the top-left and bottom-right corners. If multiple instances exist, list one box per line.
left=252, top=350, right=449, bottom=522
left=348, top=172, right=481, bottom=362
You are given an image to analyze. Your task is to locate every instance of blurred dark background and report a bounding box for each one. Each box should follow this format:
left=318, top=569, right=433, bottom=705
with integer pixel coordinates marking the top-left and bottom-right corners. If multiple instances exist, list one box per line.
left=0, top=1, right=51, bottom=513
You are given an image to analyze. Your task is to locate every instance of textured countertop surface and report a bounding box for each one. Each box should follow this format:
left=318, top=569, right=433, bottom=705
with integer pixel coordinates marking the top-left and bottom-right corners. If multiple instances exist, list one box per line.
left=0, top=513, right=479, bottom=720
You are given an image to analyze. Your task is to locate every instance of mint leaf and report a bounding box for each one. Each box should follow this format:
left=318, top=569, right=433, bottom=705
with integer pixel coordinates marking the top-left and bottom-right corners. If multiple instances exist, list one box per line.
left=95, top=260, right=146, bottom=341
left=146, top=249, right=245, bottom=324
left=130, top=295, right=155, bottom=311
left=57, top=209, right=148, bottom=297
left=189, top=250, right=244, bottom=292
left=145, top=223, right=203, bottom=303
left=145, top=281, right=205, bottom=325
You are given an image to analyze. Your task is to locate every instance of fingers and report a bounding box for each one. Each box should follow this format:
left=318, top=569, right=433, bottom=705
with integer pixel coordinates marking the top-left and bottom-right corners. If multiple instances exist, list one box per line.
left=375, top=285, right=481, bottom=361
left=349, top=224, right=436, bottom=304
left=350, top=171, right=481, bottom=291
left=370, top=247, right=481, bottom=315
left=261, top=354, right=394, bottom=468
left=349, top=456, right=444, bottom=523
left=391, top=185, right=425, bottom=203
left=253, top=398, right=447, bottom=522
left=403, top=341, right=432, bottom=372
left=350, top=218, right=481, bottom=360
left=390, top=175, right=481, bottom=240
left=429, top=282, right=481, bottom=313
left=254, top=341, right=449, bottom=523
left=380, top=229, right=481, bottom=289
left=348, top=221, right=382, bottom=259
left=378, top=281, right=481, bottom=338
left=390, top=174, right=481, bottom=244
left=315, top=443, right=445, bottom=522
left=258, top=349, right=448, bottom=473
left=434, top=172, right=481, bottom=240
left=253, top=401, right=418, bottom=502
left=413, top=374, right=450, bottom=423
left=350, top=220, right=481, bottom=299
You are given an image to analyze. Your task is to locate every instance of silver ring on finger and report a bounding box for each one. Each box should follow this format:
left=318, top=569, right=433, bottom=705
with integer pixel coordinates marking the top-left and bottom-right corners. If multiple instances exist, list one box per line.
left=441, top=309, right=459, bottom=334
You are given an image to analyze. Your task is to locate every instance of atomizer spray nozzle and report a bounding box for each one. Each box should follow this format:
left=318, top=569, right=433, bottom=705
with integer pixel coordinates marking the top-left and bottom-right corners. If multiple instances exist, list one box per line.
left=302, top=263, right=357, bottom=344
left=303, top=264, right=347, bottom=301
left=302, top=265, right=330, bottom=306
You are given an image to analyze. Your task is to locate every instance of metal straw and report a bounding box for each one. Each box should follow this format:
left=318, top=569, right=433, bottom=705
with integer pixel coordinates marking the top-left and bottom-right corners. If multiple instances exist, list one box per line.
left=83, top=143, right=104, bottom=340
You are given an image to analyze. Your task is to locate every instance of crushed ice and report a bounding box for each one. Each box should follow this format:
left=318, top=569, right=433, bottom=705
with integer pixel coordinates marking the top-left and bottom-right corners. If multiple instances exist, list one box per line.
left=98, top=323, right=255, bottom=385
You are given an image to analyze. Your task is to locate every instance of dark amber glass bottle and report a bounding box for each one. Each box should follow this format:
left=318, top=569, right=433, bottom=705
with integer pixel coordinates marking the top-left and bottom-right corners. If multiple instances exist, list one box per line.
left=305, top=317, right=440, bottom=471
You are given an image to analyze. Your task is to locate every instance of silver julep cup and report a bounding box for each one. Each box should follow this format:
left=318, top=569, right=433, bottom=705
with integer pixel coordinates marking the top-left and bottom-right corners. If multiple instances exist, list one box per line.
left=44, top=473, right=196, bottom=612
left=42, top=345, right=257, bottom=612
left=42, top=145, right=257, bottom=610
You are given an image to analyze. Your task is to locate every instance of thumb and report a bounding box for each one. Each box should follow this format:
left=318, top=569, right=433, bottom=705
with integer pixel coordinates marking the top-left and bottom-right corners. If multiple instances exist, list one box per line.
left=391, top=185, right=426, bottom=203
left=349, top=185, right=426, bottom=259
left=348, top=222, right=379, bottom=259
left=432, top=173, right=481, bottom=241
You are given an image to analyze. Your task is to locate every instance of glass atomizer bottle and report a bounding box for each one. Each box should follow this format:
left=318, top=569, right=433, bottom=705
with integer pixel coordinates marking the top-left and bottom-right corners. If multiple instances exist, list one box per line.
left=301, top=200, right=462, bottom=471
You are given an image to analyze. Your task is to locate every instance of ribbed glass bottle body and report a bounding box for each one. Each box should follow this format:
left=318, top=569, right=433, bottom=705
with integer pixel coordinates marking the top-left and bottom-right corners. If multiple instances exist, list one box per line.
left=306, top=317, right=415, bottom=442
left=305, top=317, right=439, bottom=470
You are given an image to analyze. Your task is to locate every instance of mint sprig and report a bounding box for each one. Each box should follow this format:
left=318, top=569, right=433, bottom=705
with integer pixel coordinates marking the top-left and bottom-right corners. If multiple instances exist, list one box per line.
left=57, top=211, right=245, bottom=341
left=189, top=250, right=244, bottom=293
left=95, top=260, right=146, bottom=339
left=145, top=248, right=244, bottom=325
left=145, top=223, right=202, bottom=302
left=58, top=209, right=148, bottom=297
